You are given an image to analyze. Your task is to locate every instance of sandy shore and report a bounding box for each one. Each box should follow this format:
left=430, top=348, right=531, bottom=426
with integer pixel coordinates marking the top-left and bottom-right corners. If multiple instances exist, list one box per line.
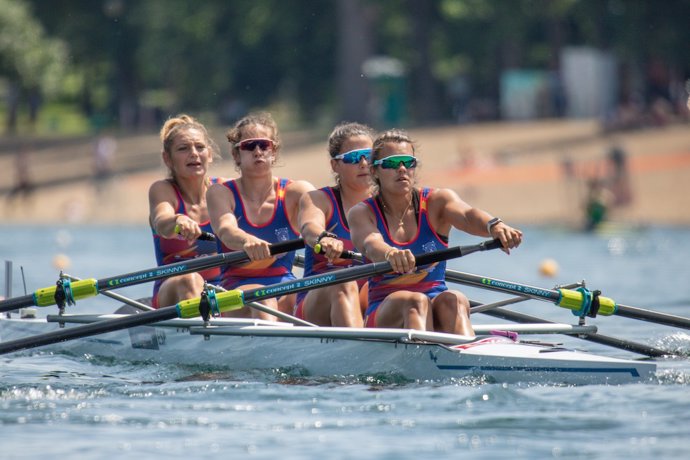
left=2, top=119, right=690, bottom=227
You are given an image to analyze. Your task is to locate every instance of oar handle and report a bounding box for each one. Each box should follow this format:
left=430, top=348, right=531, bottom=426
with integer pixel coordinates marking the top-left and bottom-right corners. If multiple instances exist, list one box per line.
left=313, top=243, right=361, bottom=260
left=416, top=238, right=502, bottom=265
left=198, top=231, right=215, bottom=241
left=174, top=225, right=216, bottom=241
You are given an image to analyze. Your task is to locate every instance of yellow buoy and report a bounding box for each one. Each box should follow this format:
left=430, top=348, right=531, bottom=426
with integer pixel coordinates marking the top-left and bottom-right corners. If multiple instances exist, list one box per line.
left=52, top=254, right=71, bottom=270
left=539, top=258, right=559, bottom=277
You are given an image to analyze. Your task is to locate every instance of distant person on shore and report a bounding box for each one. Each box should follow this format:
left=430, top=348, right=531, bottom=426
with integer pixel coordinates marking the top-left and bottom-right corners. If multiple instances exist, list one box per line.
left=93, top=131, right=117, bottom=194
left=348, top=129, right=522, bottom=335
left=149, top=114, right=225, bottom=308
left=583, top=178, right=613, bottom=232
left=604, top=144, right=633, bottom=208
left=296, top=122, right=375, bottom=327
left=208, top=112, right=314, bottom=320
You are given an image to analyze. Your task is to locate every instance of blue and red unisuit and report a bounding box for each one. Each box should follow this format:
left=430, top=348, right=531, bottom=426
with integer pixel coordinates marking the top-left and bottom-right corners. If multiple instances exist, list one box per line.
left=217, top=178, right=299, bottom=290
left=151, top=178, right=221, bottom=308
left=294, top=187, right=363, bottom=318
left=364, top=188, right=448, bottom=327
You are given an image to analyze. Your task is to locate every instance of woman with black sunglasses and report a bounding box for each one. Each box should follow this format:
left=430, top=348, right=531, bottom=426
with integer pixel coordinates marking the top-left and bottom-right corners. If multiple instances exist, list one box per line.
left=148, top=114, right=225, bottom=308
left=296, top=122, right=375, bottom=327
left=207, top=112, right=314, bottom=320
left=348, top=129, right=523, bottom=335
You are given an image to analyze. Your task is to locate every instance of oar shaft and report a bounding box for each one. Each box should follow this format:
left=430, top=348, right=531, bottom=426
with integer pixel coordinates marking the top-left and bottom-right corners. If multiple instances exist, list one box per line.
left=0, top=307, right=178, bottom=355
left=0, top=239, right=305, bottom=313
left=615, top=303, right=690, bottom=330
left=95, top=238, right=303, bottom=291
left=241, top=239, right=502, bottom=306
left=445, top=271, right=561, bottom=303
left=448, top=268, right=690, bottom=330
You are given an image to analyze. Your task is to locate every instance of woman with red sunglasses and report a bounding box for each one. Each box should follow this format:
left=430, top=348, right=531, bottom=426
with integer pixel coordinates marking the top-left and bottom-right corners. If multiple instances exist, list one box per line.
left=148, top=114, right=225, bottom=308
left=296, top=122, right=375, bottom=327
left=207, top=112, right=314, bottom=320
left=349, top=129, right=523, bottom=335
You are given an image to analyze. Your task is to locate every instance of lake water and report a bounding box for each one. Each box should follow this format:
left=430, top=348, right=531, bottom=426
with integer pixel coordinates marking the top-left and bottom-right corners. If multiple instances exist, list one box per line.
left=1, top=224, right=689, bottom=459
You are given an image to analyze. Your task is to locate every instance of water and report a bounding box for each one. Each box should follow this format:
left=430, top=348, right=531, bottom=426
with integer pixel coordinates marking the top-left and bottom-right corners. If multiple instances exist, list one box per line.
left=1, top=225, right=690, bottom=459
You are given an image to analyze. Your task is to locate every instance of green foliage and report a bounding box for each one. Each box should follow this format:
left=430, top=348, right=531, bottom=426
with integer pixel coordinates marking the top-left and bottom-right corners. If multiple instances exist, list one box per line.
left=0, top=0, right=68, bottom=95
left=3, top=0, right=690, bottom=131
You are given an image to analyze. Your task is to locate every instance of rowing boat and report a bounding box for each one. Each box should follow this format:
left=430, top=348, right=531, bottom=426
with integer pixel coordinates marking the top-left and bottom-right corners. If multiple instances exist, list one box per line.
left=0, top=311, right=656, bottom=385
left=1, top=238, right=677, bottom=385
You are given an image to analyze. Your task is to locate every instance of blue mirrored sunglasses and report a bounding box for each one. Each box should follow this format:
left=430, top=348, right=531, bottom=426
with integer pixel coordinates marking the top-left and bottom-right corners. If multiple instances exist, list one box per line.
left=333, top=148, right=371, bottom=164
left=373, top=154, right=417, bottom=169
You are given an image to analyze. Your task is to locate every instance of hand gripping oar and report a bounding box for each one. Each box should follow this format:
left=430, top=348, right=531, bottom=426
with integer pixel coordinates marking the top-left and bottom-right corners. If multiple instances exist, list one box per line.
left=445, top=271, right=690, bottom=331
left=0, top=239, right=304, bottom=314
left=0, top=239, right=502, bottom=355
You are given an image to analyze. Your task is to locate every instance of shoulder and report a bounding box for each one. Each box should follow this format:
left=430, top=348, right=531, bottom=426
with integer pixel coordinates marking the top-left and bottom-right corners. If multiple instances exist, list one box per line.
left=207, top=181, right=232, bottom=197
left=148, top=179, right=176, bottom=201
left=285, top=179, right=315, bottom=195
left=426, top=187, right=463, bottom=205
left=348, top=200, right=374, bottom=220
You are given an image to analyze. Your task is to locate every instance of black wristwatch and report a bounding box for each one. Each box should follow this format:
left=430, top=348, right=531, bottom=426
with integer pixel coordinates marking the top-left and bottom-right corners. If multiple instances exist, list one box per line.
left=486, top=217, right=503, bottom=233
left=315, top=230, right=338, bottom=246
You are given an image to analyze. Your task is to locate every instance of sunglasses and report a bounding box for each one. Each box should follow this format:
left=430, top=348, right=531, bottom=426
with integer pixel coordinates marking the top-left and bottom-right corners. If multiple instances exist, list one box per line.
left=236, top=138, right=275, bottom=151
left=333, top=148, right=371, bottom=164
left=373, top=154, right=417, bottom=169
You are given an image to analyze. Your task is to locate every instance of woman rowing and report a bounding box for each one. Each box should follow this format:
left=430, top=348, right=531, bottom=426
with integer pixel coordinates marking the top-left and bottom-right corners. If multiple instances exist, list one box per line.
left=208, top=112, right=314, bottom=320
left=296, top=122, right=375, bottom=327
left=149, top=114, right=225, bottom=308
left=348, top=129, right=522, bottom=335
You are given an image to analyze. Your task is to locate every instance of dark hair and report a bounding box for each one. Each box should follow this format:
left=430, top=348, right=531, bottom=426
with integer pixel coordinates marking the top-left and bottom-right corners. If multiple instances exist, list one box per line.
left=371, top=129, right=416, bottom=163
left=327, top=122, right=375, bottom=157
left=370, top=129, right=419, bottom=193
left=226, top=112, right=281, bottom=166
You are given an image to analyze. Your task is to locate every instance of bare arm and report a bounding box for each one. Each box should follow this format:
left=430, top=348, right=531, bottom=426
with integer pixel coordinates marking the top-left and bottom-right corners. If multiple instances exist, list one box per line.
left=148, top=180, right=201, bottom=243
left=285, top=179, right=315, bottom=224
left=430, top=188, right=522, bottom=253
left=298, top=189, right=343, bottom=262
left=207, top=183, right=270, bottom=260
left=348, top=202, right=415, bottom=273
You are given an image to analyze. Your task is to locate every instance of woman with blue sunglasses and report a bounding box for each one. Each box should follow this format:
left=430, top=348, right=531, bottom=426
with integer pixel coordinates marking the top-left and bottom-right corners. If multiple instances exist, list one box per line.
left=207, top=112, right=315, bottom=320
left=349, top=129, right=523, bottom=336
left=296, top=122, right=375, bottom=326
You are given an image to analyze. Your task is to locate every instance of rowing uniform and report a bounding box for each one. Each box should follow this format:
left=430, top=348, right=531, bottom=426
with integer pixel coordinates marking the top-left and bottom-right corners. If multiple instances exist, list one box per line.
left=151, top=178, right=221, bottom=308
left=364, top=188, right=448, bottom=327
left=217, top=178, right=299, bottom=290
left=294, top=187, right=363, bottom=319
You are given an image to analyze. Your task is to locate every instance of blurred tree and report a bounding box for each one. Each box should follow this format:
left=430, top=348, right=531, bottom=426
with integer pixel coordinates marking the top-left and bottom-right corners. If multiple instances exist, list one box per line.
left=12, top=0, right=690, bottom=131
left=0, top=0, right=67, bottom=134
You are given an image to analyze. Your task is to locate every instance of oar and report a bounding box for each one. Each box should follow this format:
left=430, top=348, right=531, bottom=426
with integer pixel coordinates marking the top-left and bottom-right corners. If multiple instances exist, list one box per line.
left=0, top=239, right=502, bottom=355
left=474, top=303, right=669, bottom=357
left=445, top=270, right=690, bottom=331
left=0, top=239, right=304, bottom=313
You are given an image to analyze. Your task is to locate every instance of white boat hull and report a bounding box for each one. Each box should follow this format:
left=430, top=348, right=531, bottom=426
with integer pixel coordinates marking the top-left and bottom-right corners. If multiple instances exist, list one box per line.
left=0, top=315, right=656, bottom=385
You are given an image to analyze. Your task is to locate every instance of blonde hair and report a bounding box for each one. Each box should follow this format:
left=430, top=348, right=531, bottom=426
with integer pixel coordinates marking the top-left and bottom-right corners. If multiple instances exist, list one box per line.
left=159, top=114, right=220, bottom=179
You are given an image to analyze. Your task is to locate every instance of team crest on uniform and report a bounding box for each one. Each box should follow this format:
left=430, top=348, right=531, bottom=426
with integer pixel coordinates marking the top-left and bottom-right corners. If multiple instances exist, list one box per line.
left=275, top=227, right=290, bottom=241
left=422, top=241, right=437, bottom=253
